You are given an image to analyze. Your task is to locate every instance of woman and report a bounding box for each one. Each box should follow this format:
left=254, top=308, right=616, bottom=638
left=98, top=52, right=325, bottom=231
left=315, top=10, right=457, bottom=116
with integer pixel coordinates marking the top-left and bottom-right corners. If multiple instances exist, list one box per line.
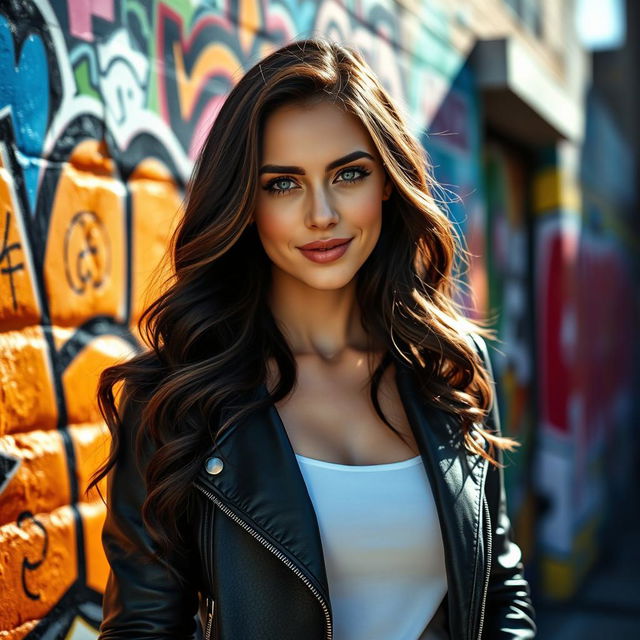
left=89, top=37, right=536, bottom=639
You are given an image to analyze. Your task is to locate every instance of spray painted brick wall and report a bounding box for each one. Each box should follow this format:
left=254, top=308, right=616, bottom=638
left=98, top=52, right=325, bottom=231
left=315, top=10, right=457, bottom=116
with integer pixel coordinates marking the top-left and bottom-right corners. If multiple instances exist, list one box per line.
left=0, top=1, right=465, bottom=636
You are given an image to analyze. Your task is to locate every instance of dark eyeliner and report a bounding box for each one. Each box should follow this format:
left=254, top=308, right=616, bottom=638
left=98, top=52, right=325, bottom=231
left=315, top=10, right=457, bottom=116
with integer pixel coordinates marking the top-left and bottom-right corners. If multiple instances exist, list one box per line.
left=263, top=165, right=371, bottom=196
left=340, top=165, right=371, bottom=180
left=262, top=176, right=295, bottom=191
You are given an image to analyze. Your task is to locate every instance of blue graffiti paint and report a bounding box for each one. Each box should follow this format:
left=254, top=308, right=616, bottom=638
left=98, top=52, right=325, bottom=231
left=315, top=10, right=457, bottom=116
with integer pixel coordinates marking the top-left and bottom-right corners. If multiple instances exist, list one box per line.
left=0, top=15, right=49, bottom=212
left=273, top=0, right=318, bottom=33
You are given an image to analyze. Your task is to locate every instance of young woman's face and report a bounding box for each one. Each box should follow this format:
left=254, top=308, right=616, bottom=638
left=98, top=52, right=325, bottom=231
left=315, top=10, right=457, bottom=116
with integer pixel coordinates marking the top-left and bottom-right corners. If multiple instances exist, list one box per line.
left=254, top=100, right=393, bottom=291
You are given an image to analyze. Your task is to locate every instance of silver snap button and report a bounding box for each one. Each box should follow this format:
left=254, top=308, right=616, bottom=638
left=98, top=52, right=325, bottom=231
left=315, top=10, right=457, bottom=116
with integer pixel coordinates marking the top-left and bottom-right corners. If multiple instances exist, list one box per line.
left=205, top=456, right=224, bottom=475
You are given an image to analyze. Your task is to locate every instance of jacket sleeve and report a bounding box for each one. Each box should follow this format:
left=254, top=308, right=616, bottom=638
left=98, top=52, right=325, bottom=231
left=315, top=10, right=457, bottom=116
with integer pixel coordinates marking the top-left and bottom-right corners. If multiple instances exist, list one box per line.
left=99, top=387, right=200, bottom=639
left=470, top=334, right=537, bottom=639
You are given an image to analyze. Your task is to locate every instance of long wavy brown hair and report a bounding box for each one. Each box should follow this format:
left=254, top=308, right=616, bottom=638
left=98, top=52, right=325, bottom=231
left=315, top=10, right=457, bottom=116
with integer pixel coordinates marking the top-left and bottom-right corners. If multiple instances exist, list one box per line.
left=87, top=36, right=516, bottom=579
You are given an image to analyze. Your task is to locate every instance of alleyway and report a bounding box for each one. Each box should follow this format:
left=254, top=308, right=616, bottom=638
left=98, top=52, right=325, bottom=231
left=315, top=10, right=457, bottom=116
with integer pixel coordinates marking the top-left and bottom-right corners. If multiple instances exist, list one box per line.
left=535, top=497, right=640, bottom=638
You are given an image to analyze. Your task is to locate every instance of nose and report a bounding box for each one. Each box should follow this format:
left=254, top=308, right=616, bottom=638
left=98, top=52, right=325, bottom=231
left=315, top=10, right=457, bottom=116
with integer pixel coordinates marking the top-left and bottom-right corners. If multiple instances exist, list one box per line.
left=305, top=187, right=339, bottom=230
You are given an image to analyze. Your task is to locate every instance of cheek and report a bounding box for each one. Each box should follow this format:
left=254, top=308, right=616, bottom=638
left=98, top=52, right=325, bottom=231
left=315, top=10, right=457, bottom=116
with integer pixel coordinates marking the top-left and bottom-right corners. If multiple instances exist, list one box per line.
left=347, top=189, right=384, bottom=234
left=254, top=205, right=292, bottom=251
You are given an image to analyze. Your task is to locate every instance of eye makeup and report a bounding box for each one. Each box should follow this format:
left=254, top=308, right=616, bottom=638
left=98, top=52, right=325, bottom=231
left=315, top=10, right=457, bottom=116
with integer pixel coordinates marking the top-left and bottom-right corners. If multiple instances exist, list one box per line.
left=262, top=165, right=372, bottom=197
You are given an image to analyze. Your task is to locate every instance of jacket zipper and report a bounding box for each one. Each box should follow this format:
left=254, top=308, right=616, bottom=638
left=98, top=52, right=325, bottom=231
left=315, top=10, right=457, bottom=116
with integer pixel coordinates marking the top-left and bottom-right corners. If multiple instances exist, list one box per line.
left=194, top=482, right=333, bottom=640
left=476, top=494, right=493, bottom=639
left=204, top=595, right=215, bottom=640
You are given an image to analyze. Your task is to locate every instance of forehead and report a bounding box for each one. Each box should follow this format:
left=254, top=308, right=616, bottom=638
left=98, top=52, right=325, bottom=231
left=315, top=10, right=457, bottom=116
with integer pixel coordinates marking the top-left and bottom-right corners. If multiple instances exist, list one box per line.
left=260, top=100, right=377, bottom=162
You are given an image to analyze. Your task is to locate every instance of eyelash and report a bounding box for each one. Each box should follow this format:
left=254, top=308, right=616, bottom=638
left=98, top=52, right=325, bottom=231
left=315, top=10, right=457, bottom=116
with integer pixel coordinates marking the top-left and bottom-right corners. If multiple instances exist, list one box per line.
left=262, top=165, right=372, bottom=197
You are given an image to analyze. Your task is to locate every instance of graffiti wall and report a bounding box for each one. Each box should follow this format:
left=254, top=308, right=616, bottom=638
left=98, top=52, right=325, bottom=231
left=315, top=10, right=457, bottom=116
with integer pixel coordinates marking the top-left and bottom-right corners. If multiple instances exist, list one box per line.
left=480, top=139, right=537, bottom=555
left=425, top=60, right=487, bottom=314
left=532, top=95, right=638, bottom=598
left=3, top=0, right=636, bottom=636
left=426, top=64, right=538, bottom=559
left=0, top=0, right=467, bottom=636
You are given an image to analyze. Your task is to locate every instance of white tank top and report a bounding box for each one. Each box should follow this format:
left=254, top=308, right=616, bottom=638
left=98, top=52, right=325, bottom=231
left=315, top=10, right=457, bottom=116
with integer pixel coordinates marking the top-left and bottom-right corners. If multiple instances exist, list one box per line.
left=295, top=452, right=448, bottom=640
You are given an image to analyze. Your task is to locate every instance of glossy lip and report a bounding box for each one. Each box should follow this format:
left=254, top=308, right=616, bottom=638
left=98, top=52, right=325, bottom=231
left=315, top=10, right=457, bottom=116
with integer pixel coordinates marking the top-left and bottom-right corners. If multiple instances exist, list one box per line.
left=297, top=237, right=353, bottom=251
left=297, top=237, right=353, bottom=264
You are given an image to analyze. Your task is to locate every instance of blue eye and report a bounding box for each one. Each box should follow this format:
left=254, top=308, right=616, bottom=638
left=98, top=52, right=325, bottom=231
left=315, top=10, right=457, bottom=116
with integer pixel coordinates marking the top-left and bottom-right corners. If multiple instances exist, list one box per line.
left=338, top=166, right=371, bottom=183
left=262, top=165, right=372, bottom=197
left=266, top=177, right=296, bottom=195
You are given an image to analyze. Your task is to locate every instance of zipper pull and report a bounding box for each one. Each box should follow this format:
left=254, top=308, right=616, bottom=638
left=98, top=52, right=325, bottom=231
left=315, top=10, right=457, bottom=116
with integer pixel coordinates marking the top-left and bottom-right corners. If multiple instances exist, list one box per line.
left=204, top=595, right=215, bottom=639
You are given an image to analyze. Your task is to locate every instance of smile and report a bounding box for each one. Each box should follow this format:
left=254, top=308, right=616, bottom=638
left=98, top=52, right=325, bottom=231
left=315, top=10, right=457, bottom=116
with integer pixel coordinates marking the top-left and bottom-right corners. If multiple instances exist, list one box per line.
left=297, top=237, right=353, bottom=264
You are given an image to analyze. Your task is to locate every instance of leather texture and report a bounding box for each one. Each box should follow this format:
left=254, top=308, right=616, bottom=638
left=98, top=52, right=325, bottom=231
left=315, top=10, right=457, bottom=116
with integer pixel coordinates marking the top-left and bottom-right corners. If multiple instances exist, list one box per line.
left=99, top=333, right=537, bottom=639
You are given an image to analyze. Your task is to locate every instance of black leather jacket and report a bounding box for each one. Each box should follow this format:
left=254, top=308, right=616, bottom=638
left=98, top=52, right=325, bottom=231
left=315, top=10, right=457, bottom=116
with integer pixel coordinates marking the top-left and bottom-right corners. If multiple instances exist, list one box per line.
left=99, top=334, right=536, bottom=639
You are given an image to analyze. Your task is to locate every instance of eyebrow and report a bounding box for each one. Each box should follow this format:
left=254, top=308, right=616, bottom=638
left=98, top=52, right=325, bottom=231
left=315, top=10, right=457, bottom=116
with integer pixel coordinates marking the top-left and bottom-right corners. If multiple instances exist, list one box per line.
left=259, top=150, right=375, bottom=176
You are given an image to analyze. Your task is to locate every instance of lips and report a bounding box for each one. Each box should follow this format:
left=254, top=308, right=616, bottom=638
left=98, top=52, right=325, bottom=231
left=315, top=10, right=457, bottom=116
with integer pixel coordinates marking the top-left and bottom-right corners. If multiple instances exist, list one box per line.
left=297, top=237, right=353, bottom=251
left=297, top=237, right=354, bottom=264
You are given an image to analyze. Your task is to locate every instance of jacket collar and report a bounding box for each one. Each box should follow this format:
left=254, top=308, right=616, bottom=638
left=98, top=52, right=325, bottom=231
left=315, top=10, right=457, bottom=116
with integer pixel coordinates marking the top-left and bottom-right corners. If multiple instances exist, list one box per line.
left=193, top=361, right=488, bottom=638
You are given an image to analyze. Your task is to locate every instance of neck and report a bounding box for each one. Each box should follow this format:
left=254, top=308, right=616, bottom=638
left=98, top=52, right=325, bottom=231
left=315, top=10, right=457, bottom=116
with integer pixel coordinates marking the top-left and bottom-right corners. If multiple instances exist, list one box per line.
left=267, top=266, right=371, bottom=361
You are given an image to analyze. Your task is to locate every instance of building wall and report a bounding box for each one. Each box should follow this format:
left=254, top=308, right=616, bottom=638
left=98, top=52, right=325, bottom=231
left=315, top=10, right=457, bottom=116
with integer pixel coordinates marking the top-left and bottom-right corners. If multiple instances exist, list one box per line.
left=532, top=99, right=638, bottom=598
left=480, top=137, right=537, bottom=556
left=0, top=1, right=465, bottom=637
left=0, top=0, right=636, bottom=637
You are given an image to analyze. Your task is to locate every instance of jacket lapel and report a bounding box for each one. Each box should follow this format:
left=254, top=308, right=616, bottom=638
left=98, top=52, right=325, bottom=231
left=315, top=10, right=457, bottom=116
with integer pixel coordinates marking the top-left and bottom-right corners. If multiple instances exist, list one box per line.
left=395, top=362, right=488, bottom=640
left=193, top=365, right=488, bottom=640
left=193, top=385, right=331, bottom=605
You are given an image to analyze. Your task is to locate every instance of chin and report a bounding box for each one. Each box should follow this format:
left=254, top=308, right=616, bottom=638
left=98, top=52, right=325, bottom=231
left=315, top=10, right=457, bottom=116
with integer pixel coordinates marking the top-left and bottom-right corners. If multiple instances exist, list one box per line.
left=299, top=273, right=357, bottom=291
left=292, top=265, right=360, bottom=291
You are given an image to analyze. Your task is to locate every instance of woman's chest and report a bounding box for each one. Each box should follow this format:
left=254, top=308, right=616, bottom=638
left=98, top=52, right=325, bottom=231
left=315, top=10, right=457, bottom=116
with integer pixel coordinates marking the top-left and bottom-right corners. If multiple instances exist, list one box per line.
left=295, top=454, right=448, bottom=640
left=296, top=453, right=447, bottom=577
left=191, top=365, right=490, bottom=640
left=274, top=358, right=420, bottom=465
